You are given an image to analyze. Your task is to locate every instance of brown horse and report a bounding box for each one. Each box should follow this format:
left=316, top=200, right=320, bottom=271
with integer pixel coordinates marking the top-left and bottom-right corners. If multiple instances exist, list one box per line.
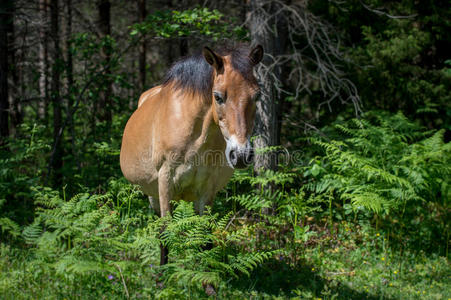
left=120, top=44, right=263, bottom=264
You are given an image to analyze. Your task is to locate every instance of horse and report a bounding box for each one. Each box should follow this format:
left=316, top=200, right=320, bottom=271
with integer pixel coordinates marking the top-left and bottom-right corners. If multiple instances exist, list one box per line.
left=120, top=44, right=264, bottom=265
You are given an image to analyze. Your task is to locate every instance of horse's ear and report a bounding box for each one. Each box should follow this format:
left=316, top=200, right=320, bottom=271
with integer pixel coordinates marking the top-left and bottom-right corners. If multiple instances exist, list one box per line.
left=202, top=46, right=223, bottom=72
left=249, top=45, right=264, bottom=65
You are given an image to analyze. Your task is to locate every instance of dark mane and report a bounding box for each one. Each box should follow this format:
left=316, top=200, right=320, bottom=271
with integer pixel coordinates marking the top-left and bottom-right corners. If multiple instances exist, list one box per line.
left=162, top=44, right=257, bottom=99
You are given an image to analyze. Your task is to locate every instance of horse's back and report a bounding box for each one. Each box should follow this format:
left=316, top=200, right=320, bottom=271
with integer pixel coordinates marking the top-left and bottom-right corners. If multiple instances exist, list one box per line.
left=137, top=85, right=162, bottom=108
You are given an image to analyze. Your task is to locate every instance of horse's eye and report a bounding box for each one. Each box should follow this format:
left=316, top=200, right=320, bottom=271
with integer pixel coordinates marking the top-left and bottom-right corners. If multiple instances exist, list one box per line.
left=214, top=93, right=225, bottom=105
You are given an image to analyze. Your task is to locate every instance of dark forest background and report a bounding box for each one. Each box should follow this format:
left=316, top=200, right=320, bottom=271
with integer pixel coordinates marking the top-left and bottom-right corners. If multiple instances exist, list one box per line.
left=0, top=0, right=450, bottom=299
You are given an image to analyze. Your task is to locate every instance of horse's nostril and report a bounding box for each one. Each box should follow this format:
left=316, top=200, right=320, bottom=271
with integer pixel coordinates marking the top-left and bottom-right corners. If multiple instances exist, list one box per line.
left=229, top=149, right=238, bottom=166
left=227, top=147, right=254, bottom=168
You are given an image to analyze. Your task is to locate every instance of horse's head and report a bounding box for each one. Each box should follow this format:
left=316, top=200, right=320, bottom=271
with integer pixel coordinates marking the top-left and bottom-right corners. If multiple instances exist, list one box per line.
left=202, top=45, right=263, bottom=169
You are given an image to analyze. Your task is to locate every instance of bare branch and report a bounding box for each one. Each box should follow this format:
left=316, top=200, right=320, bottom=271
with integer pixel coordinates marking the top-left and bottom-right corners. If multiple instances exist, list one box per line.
left=246, top=0, right=362, bottom=116
left=359, top=1, right=418, bottom=19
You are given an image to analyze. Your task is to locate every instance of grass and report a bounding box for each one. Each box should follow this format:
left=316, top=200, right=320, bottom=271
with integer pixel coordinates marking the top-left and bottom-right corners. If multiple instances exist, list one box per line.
left=1, top=220, right=449, bottom=299
left=297, top=223, right=451, bottom=300
left=224, top=221, right=451, bottom=299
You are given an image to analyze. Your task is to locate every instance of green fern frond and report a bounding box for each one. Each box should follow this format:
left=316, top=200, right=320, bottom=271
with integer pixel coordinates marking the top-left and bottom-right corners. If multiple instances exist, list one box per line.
left=22, top=220, right=42, bottom=244
left=0, top=217, right=21, bottom=238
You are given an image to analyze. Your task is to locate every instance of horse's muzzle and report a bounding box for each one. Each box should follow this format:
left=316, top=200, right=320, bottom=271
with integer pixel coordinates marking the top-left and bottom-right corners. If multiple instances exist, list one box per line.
left=226, top=142, right=254, bottom=169
left=229, top=147, right=254, bottom=168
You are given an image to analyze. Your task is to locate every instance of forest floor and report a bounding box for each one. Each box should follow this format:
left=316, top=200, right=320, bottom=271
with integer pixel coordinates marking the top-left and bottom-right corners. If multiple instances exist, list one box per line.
left=1, top=220, right=449, bottom=299
left=230, top=223, right=451, bottom=300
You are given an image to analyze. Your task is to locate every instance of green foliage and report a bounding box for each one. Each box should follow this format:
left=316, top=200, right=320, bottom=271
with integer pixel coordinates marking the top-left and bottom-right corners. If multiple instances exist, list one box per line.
left=2, top=220, right=450, bottom=299
left=159, top=201, right=274, bottom=290
left=0, top=179, right=155, bottom=298
left=130, top=7, right=245, bottom=41
left=311, top=0, right=451, bottom=129
left=304, top=111, right=450, bottom=253
left=0, top=124, right=50, bottom=237
left=0, top=200, right=20, bottom=239
left=25, top=178, right=151, bottom=274
left=1, top=112, right=450, bottom=298
left=307, top=112, right=449, bottom=213
left=355, top=22, right=450, bottom=122
left=0, top=178, right=274, bottom=298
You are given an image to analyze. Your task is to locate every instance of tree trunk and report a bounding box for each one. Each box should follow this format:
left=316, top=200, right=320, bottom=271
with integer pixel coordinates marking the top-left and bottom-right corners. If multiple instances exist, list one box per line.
left=248, top=0, right=288, bottom=215
left=38, top=0, right=49, bottom=120
left=137, top=0, right=146, bottom=91
left=50, top=0, right=63, bottom=184
left=65, top=0, right=79, bottom=169
left=248, top=0, right=287, bottom=173
left=0, top=0, right=13, bottom=144
left=8, top=2, right=22, bottom=134
left=179, top=37, right=188, bottom=57
left=65, top=0, right=73, bottom=97
left=97, top=0, right=112, bottom=125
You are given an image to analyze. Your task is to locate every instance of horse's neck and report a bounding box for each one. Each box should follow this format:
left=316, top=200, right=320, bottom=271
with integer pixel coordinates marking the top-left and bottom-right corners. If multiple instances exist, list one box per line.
left=191, top=104, right=223, bottom=152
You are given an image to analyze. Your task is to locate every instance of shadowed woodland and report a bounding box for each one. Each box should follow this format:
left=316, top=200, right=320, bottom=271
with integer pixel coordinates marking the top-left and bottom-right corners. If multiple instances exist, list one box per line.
left=0, top=0, right=450, bottom=299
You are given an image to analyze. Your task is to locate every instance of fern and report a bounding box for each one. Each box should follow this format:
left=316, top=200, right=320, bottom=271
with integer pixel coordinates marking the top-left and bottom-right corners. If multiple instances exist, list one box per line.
left=0, top=199, right=21, bottom=239
left=229, top=193, right=271, bottom=211
left=22, top=219, right=43, bottom=244
left=158, top=201, right=274, bottom=290
left=0, top=217, right=20, bottom=238
left=305, top=111, right=451, bottom=217
left=228, top=250, right=273, bottom=277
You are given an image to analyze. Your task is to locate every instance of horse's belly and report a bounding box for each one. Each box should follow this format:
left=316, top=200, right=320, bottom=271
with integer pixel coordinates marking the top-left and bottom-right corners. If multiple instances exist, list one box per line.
left=174, top=163, right=233, bottom=204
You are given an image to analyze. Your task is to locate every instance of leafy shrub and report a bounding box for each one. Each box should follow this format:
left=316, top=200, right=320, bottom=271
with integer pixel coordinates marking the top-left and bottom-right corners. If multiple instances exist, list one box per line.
left=159, top=201, right=273, bottom=290
left=1, top=178, right=274, bottom=298
left=130, top=7, right=245, bottom=41
left=305, top=111, right=450, bottom=253
left=0, top=124, right=50, bottom=238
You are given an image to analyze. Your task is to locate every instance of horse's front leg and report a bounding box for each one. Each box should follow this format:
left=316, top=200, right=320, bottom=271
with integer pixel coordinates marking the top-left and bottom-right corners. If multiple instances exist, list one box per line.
left=158, top=163, right=173, bottom=265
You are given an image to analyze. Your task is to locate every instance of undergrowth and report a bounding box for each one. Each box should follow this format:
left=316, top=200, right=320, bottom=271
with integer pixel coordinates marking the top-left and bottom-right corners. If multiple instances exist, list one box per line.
left=0, top=111, right=450, bottom=299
